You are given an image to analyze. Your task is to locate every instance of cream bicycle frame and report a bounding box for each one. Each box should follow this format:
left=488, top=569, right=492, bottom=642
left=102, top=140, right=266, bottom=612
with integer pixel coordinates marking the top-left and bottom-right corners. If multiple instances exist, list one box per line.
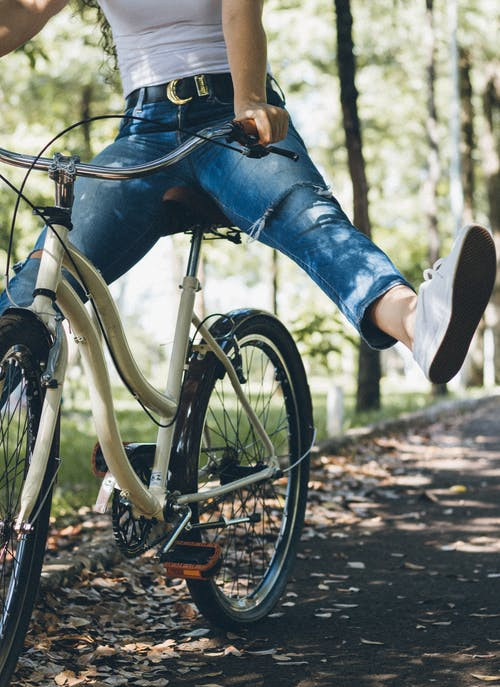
left=15, top=217, right=279, bottom=529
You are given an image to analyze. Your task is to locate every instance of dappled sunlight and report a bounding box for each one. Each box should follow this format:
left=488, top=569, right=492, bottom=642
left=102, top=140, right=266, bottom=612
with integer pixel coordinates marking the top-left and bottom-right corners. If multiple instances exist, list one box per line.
left=433, top=535, right=500, bottom=554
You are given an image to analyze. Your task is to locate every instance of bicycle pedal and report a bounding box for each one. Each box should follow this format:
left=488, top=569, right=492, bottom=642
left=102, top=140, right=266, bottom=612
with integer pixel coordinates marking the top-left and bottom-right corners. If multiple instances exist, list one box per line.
left=161, top=541, right=222, bottom=580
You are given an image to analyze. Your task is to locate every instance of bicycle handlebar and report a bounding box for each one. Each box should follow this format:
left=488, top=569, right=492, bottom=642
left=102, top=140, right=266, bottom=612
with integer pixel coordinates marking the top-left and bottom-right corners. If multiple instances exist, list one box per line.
left=0, top=122, right=298, bottom=181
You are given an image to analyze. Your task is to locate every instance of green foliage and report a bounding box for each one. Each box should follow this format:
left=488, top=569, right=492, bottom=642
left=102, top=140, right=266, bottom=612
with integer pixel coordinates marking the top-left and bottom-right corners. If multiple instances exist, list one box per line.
left=1, top=0, right=498, bottom=381
left=52, top=383, right=441, bottom=517
left=292, top=310, right=356, bottom=374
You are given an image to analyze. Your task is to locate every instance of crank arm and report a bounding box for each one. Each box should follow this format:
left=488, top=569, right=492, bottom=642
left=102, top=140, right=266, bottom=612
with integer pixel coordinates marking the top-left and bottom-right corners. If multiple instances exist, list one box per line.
left=187, top=513, right=261, bottom=532
left=157, top=505, right=192, bottom=557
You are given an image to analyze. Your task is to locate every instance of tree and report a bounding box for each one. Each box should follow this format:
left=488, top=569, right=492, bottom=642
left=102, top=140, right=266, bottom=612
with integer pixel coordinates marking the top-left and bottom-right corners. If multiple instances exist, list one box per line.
left=423, top=0, right=447, bottom=396
left=482, top=67, right=500, bottom=382
left=334, top=0, right=380, bottom=411
left=459, top=46, right=485, bottom=386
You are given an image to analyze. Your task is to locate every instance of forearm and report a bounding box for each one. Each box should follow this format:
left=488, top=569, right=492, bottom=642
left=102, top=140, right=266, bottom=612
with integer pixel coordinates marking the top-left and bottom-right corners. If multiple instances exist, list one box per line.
left=0, top=0, right=67, bottom=57
left=222, top=0, right=267, bottom=110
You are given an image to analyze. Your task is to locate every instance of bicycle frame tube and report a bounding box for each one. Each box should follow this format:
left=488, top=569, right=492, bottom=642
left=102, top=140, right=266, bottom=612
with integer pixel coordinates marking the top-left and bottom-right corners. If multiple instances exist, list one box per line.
left=15, top=325, right=67, bottom=529
left=61, top=237, right=279, bottom=511
left=61, top=245, right=177, bottom=417
left=16, top=236, right=282, bottom=524
left=56, top=279, right=163, bottom=519
left=174, top=312, right=279, bottom=507
left=31, top=223, right=69, bottom=331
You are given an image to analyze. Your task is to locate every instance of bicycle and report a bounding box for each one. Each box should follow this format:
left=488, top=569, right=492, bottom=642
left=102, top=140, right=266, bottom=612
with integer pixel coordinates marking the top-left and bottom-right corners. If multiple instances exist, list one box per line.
left=0, top=121, right=313, bottom=685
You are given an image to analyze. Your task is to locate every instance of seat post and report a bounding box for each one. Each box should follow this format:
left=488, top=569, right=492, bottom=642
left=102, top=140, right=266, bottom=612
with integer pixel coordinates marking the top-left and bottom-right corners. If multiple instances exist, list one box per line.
left=186, top=226, right=204, bottom=278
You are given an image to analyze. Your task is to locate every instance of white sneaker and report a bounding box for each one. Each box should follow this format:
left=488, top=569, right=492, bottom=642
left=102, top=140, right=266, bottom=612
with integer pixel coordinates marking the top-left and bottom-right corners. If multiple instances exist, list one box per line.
left=413, top=224, right=496, bottom=384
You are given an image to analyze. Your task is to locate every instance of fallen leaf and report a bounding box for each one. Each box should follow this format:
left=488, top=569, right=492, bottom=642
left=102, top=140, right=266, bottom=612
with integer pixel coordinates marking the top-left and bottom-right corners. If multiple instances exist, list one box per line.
left=94, top=644, right=117, bottom=657
left=182, top=628, right=210, bottom=638
left=361, top=638, right=384, bottom=645
left=278, top=661, right=309, bottom=666
left=403, top=562, right=426, bottom=571
left=224, top=645, right=242, bottom=657
left=334, top=603, right=359, bottom=608
left=54, top=671, right=78, bottom=686
left=470, top=675, right=500, bottom=682
left=64, top=616, right=91, bottom=628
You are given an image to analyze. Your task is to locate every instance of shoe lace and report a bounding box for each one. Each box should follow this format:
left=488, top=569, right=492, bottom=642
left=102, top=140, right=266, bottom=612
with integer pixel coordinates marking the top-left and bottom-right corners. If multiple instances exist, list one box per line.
left=423, top=257, right=444, bottom=281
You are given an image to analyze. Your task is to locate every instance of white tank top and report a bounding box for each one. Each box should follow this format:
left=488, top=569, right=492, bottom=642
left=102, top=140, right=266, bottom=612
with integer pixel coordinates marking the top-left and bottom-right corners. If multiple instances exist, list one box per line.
left=98, top=0, right=230, bottom=97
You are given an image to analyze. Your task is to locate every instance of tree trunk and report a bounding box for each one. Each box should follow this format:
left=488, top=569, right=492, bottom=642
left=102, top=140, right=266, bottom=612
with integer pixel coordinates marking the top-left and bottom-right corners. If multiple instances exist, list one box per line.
left=424, top=0, right=441, bottom=266
left=80, top=84, right=94, bottom=161
left=424, top=0, right=447, bottom=396
left=481, top=67, right=500, bottom=383
left=334, top=0, right=380, bottom=411
left=460, top=48, right=475, bottom=226
left=270, top=248, right=279, bottom=316
left=460, top=47, right=485, bottom=386
left=448, top=0, right=464, bottom=236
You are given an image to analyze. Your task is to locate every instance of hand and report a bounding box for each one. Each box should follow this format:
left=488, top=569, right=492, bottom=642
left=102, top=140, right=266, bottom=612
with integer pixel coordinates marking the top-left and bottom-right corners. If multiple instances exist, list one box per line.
left=233, top=101, right=289, bottom=146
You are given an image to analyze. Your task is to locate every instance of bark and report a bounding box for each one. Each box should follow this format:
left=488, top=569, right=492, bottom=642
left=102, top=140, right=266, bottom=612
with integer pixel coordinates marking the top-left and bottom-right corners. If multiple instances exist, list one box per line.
left=424, top=0, right=441, bottom=267
left=460, top=48, right=475, bottom=226
left=481, top=66, right=500, bottom=382
left=271, top=248, right=279, bottom=316
left=459, top=47, right=484, bottom=386
left=334, top=0, right=380, bottom=411
left=80, top=84, right=94, bottom=161
left=424, top=0, right=447, bottom=396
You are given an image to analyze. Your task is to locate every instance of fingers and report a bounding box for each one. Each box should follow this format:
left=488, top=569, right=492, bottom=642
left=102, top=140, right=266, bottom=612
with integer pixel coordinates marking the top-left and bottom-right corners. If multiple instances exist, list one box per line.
left=234, top=102, right=289, bottom=145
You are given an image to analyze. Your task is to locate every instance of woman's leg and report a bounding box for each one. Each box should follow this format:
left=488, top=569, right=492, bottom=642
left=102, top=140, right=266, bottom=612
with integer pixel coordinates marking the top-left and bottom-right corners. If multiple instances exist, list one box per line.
left=370, top=285, right=416, bottom=350
left=190, top=95, right=495, bottom=383
left=194, top=117, right=411, bottom=350
left=0, top=113, right=193, bottom=315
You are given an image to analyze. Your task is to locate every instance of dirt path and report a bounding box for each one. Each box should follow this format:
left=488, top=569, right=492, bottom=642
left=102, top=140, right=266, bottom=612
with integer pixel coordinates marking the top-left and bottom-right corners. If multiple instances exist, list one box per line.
left=12, top=395, right=500, bottom=687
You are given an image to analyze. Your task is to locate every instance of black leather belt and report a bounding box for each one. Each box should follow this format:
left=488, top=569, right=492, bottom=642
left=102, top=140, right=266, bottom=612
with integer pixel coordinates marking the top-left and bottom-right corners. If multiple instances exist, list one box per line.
left=126, top=72, right=234, bottom=109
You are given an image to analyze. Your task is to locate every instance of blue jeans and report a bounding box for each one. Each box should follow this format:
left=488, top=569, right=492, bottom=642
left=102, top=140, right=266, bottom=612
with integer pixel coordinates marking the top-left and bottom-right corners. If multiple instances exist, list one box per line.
left=1, top=81, right=411, bottom=348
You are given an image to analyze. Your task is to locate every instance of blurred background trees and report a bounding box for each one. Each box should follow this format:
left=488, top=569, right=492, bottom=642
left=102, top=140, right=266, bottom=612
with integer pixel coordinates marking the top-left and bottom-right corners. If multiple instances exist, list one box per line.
left=0, top=0, right=499, bottom=419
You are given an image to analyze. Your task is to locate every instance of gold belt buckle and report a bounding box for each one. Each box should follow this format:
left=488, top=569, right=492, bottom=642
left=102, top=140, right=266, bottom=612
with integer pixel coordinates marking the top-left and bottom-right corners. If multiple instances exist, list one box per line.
left=194, top=74, right=209, bottom=97
left=166, top=79, right=193, bottom=105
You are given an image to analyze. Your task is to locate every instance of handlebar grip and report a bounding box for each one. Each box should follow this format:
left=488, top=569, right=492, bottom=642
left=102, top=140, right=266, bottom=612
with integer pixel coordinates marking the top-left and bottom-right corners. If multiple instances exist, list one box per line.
left=267, top=146, right=299, bottom=162
left=227, top=123, right=299, bottom=161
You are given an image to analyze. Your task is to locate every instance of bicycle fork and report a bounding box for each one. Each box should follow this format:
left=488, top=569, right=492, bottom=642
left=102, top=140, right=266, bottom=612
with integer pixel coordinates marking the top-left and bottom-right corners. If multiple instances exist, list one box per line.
left=14, top=157, right=77, bottom=529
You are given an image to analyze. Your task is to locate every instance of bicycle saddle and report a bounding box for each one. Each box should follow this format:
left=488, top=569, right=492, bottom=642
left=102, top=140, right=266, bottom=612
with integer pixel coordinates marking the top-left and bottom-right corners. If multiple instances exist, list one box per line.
left=162, top=186, right=232, bottom=233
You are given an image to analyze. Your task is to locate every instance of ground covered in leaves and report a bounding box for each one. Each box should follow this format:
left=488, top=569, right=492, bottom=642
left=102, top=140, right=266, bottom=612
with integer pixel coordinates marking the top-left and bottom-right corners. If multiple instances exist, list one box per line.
left=11, top=396, right=500, bottom=687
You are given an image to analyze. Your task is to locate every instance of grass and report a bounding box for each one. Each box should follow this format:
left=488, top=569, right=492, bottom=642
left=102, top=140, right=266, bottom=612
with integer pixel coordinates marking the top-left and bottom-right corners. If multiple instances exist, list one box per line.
left=52, top=384, right=446, bottom=518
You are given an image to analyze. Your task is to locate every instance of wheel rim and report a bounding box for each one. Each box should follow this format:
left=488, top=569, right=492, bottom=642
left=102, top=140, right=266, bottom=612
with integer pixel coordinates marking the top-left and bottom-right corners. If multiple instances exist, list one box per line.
left=0, top=349, right=38, bottom=639
left=195, top=333, right=301, bottom=613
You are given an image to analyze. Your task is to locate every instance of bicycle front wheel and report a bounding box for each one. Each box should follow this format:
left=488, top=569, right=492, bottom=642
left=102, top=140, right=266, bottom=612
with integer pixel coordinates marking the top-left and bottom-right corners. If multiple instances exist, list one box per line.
left=0, top=312, right=58, bottom=686
left=171, top=310, right=313, bottom=628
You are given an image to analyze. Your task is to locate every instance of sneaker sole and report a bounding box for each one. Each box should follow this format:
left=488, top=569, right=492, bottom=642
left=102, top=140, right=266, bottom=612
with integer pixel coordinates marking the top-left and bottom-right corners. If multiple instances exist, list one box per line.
left=428, top=225, right=496, bottom=384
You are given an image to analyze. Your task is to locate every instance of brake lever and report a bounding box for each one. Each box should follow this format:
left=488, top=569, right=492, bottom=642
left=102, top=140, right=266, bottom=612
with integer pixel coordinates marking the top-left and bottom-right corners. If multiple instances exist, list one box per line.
left=226, top=122, right=299, bottom=162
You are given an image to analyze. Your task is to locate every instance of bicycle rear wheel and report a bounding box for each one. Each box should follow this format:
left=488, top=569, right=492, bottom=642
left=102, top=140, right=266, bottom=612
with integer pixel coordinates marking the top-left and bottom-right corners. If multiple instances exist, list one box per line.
left=0, top=312, right=58, bottom=686
left=171, top=310, right=312, bottom=628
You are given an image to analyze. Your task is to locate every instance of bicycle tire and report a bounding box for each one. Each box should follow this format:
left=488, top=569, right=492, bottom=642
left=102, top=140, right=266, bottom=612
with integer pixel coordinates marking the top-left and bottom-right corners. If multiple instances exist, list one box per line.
left=170, top=309, right=313, bottom=628
left=0, top=312, right=59, bottom=686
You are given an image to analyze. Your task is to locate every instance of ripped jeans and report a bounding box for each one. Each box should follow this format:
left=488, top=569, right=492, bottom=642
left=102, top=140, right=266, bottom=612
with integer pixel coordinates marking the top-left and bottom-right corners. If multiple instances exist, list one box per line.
left=1, top=80, right=411, bottom=348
